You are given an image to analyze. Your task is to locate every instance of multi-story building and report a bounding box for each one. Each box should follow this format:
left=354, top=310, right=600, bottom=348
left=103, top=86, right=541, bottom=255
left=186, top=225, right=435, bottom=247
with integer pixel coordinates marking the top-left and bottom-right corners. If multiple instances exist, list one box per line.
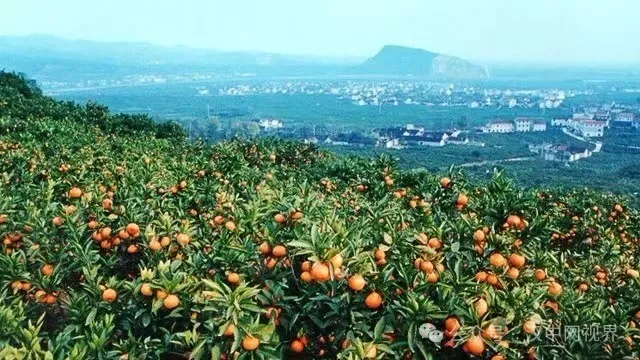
left=514, top=117, right=533, bottom=132
left=486, top=120, right=515, bottom=133
left=572, top=120, right=605, bottom=137
left=532, top=120, right=547, bottom=132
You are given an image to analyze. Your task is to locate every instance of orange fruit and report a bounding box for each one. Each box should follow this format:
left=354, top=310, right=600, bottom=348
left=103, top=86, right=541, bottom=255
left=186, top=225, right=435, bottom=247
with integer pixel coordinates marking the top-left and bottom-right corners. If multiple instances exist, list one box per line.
left=272, top=245, right=287, bottom=258
left=149, top=239, right=162, bottom=251
left=489, top=253, right=507, bottom=267
left=242, top=335, right=260, bottom=351
left=457, top=193, right=469, bottom=206
left=373, top=249, right=386, bottom=260
left=445, top=317, right=461, bottom=333
left=548, top=281, right=563, bottom=296
left=52, top=216, right=64, bottom=227
left=428, top=238, right=442, bottom=250
left=224, top=221, right=236, bottom=231
left=301, top=261, right=311, bottom=272
left=475, top=298, right=488, bottom=317
left=310, top=262, right=330, bottom=282
left=291, top=339, right=304, bottom=353
left=227, top=272, right=241, bottom=285
left=523, top=320, right=536, bottom=334
left=102, top=198, right=113, bottom=210
left=259, top=242, right=271, bottom=255
left=465, top=335, right=485, bottom=356
left=506, top=267, right=519, bottom=280
left=223, top=323, right=236, bottom=336
left=578, top=283, right=589, bottom=292
left=176, top=233, right=190, bottom=246
left=291, top=211, right=304, bottom=220
left=102, top=288, right=117, bottom=302
left=41, top=264, right=54, bottom=276
left=440, top=177, right=452, bottom=188
left=365, top=292, right=382, bottom=309
left=508, top=253, right=526, bottom=268
left=534, top=269, right=546, bottom=281
left=487, top=274, right=499, bottom=285
left=473, top=230, right=486, bottom=243
left=140, top=283, right=154, bottom=296
left=348, top=274, right=367, bottom=291
left=421, top=260, right=435, bottom=273
left=300, top=271, right=313, bottom=283
left=475, top=271, right=488, bottom=282
left=127, top=244, right=138, bottom=254
left=163, top=294, right=180, bottom=309
left=126, top=223, right=139, bottom=236
left=506, top=215, right=521, bottom=227
left=274, top=213, right=286, bottom=223
left=68, top=187, right=83, bottom=199
left=156, top=290, right=168, bottom=300
left=329, top=253, right=343, bottom=268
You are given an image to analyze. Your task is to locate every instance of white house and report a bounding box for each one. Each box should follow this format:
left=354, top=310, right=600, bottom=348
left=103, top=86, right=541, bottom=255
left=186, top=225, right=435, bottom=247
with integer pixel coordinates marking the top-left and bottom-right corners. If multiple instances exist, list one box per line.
left=487, top=120, right=515, bottom=133
left=532, top=120, right=547, bottom=132
left=514, top=117, right=532, bottom=132
left=258, top=119, right=283, bottom=129
left=572, top=120, right=605, bottom=138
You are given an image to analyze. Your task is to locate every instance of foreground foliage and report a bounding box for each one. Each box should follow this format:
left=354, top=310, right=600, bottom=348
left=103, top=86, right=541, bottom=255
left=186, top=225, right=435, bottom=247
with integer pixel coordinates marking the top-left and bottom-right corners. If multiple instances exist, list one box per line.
left=1, top=72, right=640, bottom=359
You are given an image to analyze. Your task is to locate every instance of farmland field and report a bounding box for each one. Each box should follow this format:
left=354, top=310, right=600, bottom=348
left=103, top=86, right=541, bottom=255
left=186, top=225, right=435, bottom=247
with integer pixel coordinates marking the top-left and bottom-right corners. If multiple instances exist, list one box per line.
left=2, top=72, right=640, bottom=359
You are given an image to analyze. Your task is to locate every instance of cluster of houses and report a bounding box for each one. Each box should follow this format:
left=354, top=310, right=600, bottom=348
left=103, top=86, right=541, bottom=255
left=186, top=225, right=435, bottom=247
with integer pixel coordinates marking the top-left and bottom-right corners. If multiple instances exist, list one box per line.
left=551, top=111, right=638, bottom=138
left=479, top=117, right=548, bottom=134
left=529, top=142, right=602, bottom=162
left=371, top=124, right=471, bottom=149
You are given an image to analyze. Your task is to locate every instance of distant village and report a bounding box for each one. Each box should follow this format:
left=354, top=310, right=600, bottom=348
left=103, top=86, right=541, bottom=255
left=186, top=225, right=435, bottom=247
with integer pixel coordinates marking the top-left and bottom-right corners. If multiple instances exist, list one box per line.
left=254, top=104, right=639, bottom=164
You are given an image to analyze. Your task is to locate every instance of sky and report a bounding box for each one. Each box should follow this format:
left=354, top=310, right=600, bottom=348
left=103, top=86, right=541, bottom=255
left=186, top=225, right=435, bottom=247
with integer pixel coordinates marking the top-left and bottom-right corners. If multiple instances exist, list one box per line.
left=1, top=0, right=640, bottom=65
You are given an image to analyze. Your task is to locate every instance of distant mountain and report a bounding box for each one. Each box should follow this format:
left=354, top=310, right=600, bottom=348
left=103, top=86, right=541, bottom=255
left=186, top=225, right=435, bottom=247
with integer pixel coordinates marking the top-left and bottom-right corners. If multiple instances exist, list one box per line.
left=0, top=35, right=361, bottom=82
left=0, top=36, right=487, bottom=82
left=358, top=45, right=488, bottom=79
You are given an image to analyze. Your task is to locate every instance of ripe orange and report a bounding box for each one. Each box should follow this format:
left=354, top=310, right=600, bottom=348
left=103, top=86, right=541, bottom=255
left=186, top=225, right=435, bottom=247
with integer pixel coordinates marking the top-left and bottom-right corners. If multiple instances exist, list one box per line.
left=473, top=229, right=486, bottom=243
left=176, top=233, right=190, bottom=246
left=523, top=320, right=536, bottom=334
left=508, top=253, right=526, bottom=268
left=68, top=187, right=82, bottom=199
left=227, top=272, right=241, bottom=285
left=259, top=242, right=271, bottom=255
left=421, top=260, right=435, bottom=273
left=224, top=221, right=236, bottom=231
left=149, top=239, right=162, bottom=251
left=299, top=261, right=311, bottom=272
left=475, top=271, right=488, bottom=282
left=311, top=262, right=330, bottom=282
left=300, top=271, right=313, bottom=282
left=445, top=317, right=461, bottom=333
left=487, top=274, right=499, bottom=285
left=428, top=238, right=442, bottom=250
left=102, top=288, right=117, bottom=302
left=506, top=267, right=520, bottom=280
left=427, top=271, right=439, bottom=283
left=578, top=283, right=589, bottom=292
left=52, top=216, right=64, bottom=227
left=163, top=294, right=180, bottom=309
left=548, top=281, right=563, bottom=296
left=223, top=323, right=236, bottom=336
left=242, top=335, right=260, bottom=351
left=475, top=298, right=488, bottom=317
left=330, top=253, right=343, bottom=268
left=41, top=264, right=54, bottom=276
left=156, top=290, right=168, bottom=300
left=101, top=227, right=112, bottom=238
left=440, top=177, right=452, bottom=188
left=348, top=274, right=366, bottom=291
left=291, top=211, right=304, bottom=220
left=274, top=213, right=286, bottom=223
left=126, top=223, right=139, bottom=236
left=457, top=193, right=469, bottom=206
left=506, top=215, right=521, bottom=227
left=489, top=253, right=507, bottom=267
left=140, top=283, right=154, bottom=296
left=373, top=249, right=386, bottom=260
left=272, top=245, right=287, bottom=258
left=365, top=292, right=382, bottom=309
left=291, top=339, right=304, bottom=353
left=127, top=244, right=138, bottom=254
left=534, top=269, right=546, bottom=281
left=465, top=335, right=485, bottom=356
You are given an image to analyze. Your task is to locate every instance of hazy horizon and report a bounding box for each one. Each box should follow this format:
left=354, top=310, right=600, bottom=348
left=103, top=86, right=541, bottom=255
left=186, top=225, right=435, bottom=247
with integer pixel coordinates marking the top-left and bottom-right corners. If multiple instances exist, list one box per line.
left=2, top=0, right=640, bottom=66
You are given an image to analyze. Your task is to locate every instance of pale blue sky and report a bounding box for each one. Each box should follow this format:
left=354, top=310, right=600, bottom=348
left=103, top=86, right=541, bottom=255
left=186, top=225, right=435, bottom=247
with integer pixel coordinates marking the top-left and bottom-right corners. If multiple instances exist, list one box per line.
left=1, top=0, right=639, bottom=64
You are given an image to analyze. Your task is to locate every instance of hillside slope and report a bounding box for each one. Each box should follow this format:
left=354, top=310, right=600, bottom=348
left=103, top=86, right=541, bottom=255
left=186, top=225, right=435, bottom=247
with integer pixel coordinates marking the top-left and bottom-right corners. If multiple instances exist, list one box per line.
left=1, top=72, right=639, bottom=359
